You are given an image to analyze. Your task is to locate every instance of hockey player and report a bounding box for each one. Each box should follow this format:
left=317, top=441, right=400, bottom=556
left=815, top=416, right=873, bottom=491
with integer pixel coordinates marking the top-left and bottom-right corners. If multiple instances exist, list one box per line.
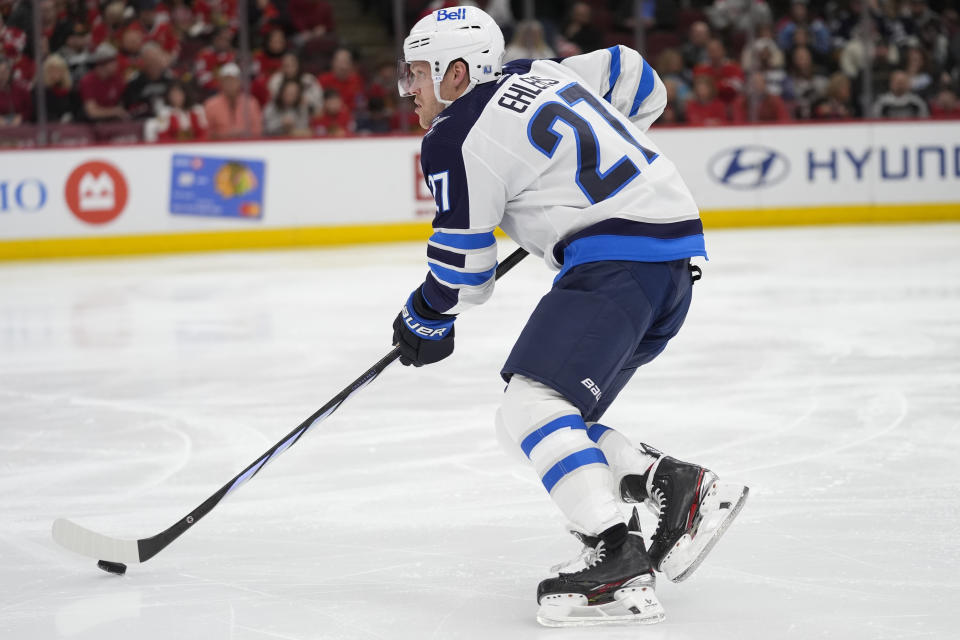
left=391, top=6, right=749, bottom=627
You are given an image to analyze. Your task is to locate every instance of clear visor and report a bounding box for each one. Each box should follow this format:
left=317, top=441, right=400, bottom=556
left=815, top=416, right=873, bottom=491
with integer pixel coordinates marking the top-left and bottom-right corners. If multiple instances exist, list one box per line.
left=397, top=59, right=436, bottom=97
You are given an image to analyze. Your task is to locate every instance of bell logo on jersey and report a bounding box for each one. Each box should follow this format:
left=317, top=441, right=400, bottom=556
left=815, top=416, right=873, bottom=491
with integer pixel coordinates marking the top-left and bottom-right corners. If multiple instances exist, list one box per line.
left=436, top=8, right=466, bottom=21
left=581, top=378, right=602, bottom=400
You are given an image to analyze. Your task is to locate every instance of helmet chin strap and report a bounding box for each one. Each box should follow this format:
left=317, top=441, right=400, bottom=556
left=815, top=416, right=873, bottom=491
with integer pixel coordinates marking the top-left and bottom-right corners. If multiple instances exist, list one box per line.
left=432, top=76, right=477, bottom=107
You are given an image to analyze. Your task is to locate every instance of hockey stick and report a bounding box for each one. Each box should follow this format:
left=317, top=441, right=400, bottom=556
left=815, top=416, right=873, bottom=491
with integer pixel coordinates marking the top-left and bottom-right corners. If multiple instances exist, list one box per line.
left=52, top=247, right=529, bottom=569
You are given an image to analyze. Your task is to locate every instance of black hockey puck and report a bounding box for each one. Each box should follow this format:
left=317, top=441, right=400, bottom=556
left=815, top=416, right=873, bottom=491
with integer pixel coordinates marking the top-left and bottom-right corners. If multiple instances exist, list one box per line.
left=97, top=560, right=127, bottom=575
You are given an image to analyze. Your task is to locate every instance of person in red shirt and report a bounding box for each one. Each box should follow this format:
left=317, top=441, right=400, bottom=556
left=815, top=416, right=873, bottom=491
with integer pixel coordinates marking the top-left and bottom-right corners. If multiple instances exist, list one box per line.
left=311, top=88, right=353, bottom=136
left=139, top=3, right=180, bottom=58
left=195, top=26, right=236, bottom=94
left=685, top=75, right=730, bottom=126
left=0, top=56, right=32, bottom=125
left=287, top=0, right=335, bottom=44
left=79, top=43, right=130, bottom=121
left=317, top=47, right=364, bottom=114
left=692, top=38, right=743, bottom=104
left=929, top=87, right=960, bottom=119
left=254, top=26, right=287, bottom=82
left=731, top=72, right=791, bottom=123
left=91, top=1, right=127, bottom=49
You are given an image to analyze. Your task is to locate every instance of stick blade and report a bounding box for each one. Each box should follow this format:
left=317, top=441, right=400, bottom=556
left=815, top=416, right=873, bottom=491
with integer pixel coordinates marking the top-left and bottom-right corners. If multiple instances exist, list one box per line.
left=52, top=518, right=141, bottom=564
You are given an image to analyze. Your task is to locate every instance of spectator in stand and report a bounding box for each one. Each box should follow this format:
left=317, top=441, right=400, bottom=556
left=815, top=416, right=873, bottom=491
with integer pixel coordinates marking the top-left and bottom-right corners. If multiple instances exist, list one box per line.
left=138, top=1, right=180, bottom=58
left=705, top=0, right=773, bottom=37
left=903, top=45, right=934, bottom=99
left=732, top=71, right=791, bottom=122
left=195, top=26, right=236, bottom=95
left=91, top=1, right=128, bottom=49
left=318, top=48, right=365, bottom=115
left=0, top=56, right=31, bottom=126
left=117, top=25, right=146, bottom=80
left=872, top=69, right=929, bottom=118
left=680, top=20, right=711, bottom=69
left=204, top=62, right=262, bottom=139
left=812, top=72, right=854, bottom=120
left=929, top=85, right=960, bottom=119
left=36, top=0, right=58, bottom=50
left=685, top=75, right=729, bottom=126
left=58, top=21, right=93, bottom=85
left=783, top=46, right=828, bottom=119
left=355, top=94, right=392, bottom=134
left=784, top=25, right=832, bottom=72
left=740, top=24, right=787, bottom=96
left=267, top=52, right=323, bottom=113
left=124, top=41, right=174, bottom=119
left=1, top=12, right=28, bottom=62
left=562, top=2, right=602, bottom=55
left=144, top=82, right=209, bottom=141
left=256, top=26, right=288, bottom=78
left=693, top=38, right=744, bottom=104
left=655, top=48, right=691, bottom=106
left=311, top=87, right=353, bottom=136
left=288, top=0, right=335, bottom=46
left=79, top=43, right=130, bottom=121
left=658, top=78, right=683, bottom=124
left=263, top=78, right=311, bottom=137
left=840, top=19, right=900, bottom=98
left=775, top=0, right=832, bottom=58
left=42, top=53, right=81, bottom=122
left=503, top=20, right=555, bottom=63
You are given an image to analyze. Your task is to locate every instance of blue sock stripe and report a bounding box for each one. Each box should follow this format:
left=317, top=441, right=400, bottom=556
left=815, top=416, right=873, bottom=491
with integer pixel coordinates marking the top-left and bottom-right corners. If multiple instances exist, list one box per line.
left=587, top=423, right=611, bottom=443
left=541, top=447, right=609, bottom=493
left=520, top=414, right=587, bottom=458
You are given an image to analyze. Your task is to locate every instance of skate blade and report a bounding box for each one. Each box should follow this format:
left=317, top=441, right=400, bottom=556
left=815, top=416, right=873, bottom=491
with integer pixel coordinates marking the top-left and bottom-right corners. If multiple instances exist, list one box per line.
left=536, top=587, right=665, bottom=627
left=662, top=483, right=749, bottom=583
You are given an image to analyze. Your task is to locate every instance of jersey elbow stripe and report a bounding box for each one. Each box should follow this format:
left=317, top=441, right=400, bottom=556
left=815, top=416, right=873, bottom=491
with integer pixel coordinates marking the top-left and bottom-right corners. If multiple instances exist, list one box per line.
left=520, top=414, right=588, bottom=458
left=629, top=59, right=655, bottom=117
left=430, top=231, right=496, bottom=250
left=602, top=46, right=621, bottom=103
left=429, top=262, right=496, bottom=286
left=427, top=244, right=466, bottom=268
left=541, top=447, right=608, bottom=493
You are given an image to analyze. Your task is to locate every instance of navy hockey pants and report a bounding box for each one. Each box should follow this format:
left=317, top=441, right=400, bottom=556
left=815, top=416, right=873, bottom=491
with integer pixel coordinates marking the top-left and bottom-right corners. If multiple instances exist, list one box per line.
left=501, top=259, right=694, bottom=422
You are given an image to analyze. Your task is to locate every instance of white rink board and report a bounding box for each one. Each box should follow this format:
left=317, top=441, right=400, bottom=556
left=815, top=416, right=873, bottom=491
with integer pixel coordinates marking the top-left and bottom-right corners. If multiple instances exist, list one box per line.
left=0, top=121, right=958, bottom=242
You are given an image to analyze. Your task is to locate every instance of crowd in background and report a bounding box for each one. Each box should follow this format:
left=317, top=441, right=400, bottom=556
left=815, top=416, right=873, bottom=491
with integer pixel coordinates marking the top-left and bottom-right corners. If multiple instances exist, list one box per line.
left=0, top=0, right=958, bottom=145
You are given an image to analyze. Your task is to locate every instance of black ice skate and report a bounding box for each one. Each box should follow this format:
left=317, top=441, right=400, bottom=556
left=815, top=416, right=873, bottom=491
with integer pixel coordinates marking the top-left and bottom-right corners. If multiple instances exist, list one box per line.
left=619, top=445, right=749, bottom=582
left=536, top=509, right=664, bottom=627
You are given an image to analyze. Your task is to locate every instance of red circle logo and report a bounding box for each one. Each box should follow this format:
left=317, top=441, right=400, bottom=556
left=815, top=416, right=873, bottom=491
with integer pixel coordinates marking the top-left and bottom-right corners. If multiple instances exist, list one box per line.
left=65, top=160, right=129, bottom=225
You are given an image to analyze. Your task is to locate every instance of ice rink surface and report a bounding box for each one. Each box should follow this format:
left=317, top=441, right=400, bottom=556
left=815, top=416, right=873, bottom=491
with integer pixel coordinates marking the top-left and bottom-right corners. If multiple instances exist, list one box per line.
left=1, top=224, right=958, bottom=639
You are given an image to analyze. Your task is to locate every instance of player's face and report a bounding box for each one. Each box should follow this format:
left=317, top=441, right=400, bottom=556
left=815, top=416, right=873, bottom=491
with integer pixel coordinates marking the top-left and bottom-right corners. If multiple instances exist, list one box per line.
left=407, top=60, right=442, bottom=129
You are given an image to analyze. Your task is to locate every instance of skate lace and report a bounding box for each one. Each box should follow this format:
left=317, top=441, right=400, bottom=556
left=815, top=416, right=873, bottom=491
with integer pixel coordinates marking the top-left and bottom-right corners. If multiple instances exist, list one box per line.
left=649, top=486, right=668, bottom=543
left=549, top=543, right=600, bottom=574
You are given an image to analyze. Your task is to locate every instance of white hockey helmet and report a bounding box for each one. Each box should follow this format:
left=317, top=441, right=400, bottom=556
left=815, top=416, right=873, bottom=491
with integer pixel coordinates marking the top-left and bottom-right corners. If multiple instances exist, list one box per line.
left=398, top=6, right=505, bottom=105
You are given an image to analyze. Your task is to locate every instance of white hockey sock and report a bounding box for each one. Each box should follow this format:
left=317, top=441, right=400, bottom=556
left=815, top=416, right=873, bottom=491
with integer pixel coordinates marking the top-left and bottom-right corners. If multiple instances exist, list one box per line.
left=585, top=424, right=659, bottom=488
left=497, top=376, right=624, bottom=535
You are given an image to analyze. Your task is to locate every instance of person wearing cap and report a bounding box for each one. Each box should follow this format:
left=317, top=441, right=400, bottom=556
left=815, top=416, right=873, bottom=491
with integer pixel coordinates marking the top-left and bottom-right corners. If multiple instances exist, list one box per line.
left=202, top=62, right=263, bottom=139
left=79, top=42, right=131, bottom=121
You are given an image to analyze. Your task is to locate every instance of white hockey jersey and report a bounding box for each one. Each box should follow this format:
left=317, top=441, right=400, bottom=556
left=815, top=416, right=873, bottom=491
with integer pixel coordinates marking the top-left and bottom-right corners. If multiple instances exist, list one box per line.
left=418, top=46, right=705, bottom=315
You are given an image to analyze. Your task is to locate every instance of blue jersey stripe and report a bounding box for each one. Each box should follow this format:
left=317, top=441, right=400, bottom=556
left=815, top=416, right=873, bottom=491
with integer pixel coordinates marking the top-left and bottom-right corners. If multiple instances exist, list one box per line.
left=602, top=46, right=621, bottom=102
left=556, top=234, right=707, bottom=281
left=520, top=414, right=587, bottom=458
left=553, top=217, right=704, bottom=263
left=587, top=423, right=611, bottom=443
left=629, top=59, right=655, bottom=117
left=541, top=447, right=608, bottom=493
left=430, top=231, right=496, bottom=250
left=429, top=262, right=497, bottom=286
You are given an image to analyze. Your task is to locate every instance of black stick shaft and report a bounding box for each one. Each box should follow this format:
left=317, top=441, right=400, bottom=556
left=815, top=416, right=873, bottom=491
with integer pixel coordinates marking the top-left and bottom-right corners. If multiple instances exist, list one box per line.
left=136, top=247, right=529, bottom=562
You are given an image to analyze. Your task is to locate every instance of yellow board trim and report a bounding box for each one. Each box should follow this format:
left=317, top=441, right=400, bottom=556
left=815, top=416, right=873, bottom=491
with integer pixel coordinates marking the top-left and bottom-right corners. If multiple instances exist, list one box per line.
left=1, top=203, right=958, bottom=261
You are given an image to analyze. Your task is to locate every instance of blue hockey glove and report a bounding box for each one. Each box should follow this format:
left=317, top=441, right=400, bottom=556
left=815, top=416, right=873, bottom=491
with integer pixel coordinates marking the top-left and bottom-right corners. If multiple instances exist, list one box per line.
left=392, top=289, right=456, bottom=367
